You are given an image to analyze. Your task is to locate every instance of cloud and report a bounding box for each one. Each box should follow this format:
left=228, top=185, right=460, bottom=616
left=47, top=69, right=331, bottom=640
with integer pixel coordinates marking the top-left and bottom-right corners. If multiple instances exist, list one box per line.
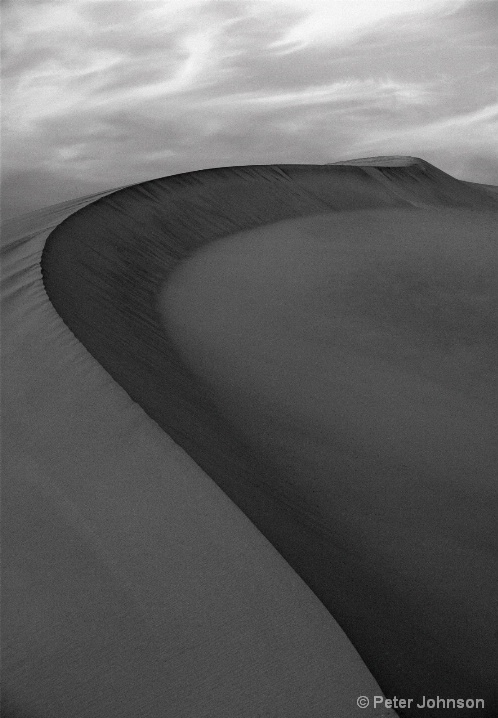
left=196, top=78, right=436, bottom=111
left=2, top=0, right=498, bottom=217
left=267, top=0, right=468, bottom=50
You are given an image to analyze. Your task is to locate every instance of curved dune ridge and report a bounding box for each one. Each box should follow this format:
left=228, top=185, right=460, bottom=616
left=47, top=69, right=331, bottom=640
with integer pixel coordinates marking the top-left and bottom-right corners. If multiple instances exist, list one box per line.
left=2, top=157, right=497, bottom=717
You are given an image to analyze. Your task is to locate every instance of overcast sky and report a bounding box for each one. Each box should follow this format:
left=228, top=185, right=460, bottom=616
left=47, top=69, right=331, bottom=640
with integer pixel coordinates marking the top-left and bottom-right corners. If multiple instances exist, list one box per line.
left=2, top=0, right=497, bottom=218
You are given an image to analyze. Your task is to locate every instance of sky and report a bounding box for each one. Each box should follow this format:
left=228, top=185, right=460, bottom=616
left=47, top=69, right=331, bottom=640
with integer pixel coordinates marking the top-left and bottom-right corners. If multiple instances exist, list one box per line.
left=2, top=0, right=497, bottom=218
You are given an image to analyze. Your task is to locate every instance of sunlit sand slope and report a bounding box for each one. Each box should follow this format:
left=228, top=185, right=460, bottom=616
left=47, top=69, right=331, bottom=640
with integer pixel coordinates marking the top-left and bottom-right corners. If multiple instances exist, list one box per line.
left=1, top=173, right=405, bottom=716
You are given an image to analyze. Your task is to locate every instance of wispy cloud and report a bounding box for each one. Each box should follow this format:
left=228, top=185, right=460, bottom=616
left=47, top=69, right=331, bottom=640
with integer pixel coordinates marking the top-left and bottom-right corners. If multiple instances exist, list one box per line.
left=197, top=79, right=437, bottom=110
left=2, top=0, right=497, bottom=217
left=267, top=0, right=468, bottom=50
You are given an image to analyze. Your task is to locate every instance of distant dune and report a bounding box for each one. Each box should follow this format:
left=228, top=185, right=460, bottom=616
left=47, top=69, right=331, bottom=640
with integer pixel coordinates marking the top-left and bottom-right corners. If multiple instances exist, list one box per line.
left=2, top=157, right=497, bottom=717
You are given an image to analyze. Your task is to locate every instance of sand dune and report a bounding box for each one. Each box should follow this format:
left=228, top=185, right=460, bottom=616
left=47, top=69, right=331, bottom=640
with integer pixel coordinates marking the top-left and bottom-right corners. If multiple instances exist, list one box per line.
left=2, top=157, right=497, bottom=717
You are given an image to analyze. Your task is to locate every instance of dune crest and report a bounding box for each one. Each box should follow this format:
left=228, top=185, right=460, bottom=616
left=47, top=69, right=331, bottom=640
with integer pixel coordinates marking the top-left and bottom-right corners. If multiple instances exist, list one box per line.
left=330, top=155, right=425, bottom=166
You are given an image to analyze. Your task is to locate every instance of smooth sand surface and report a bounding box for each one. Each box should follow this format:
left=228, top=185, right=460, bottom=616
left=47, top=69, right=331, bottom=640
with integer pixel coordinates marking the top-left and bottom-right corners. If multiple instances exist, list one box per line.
left=1, top=170, right=405, bottom=716
left=3, top=157, right=497, bottom=717
left=163, top=206, right=498, bottom=715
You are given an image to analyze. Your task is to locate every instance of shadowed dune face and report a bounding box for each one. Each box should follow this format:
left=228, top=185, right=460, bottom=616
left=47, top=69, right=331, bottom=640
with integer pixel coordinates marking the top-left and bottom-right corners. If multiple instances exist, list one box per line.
left=38, top=161, right=498, bottom=717
left=161, top=207, right=498, bottom=714
left=164, top=208, right=498, bottom=399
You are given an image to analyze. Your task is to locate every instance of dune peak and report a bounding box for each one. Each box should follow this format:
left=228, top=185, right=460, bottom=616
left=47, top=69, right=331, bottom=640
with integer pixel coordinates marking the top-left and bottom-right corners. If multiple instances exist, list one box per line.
left=328, top=155, right=427, bottom=167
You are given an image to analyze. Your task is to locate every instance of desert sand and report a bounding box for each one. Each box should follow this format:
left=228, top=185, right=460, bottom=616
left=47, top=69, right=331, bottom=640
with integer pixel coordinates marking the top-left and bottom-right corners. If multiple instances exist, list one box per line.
left=2, top=156, right=497, bottom=717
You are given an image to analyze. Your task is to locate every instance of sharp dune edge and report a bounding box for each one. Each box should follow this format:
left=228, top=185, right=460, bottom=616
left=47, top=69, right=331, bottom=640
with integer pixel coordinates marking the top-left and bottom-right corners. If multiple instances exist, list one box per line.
left=2, top=157, right=497, bottom=717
